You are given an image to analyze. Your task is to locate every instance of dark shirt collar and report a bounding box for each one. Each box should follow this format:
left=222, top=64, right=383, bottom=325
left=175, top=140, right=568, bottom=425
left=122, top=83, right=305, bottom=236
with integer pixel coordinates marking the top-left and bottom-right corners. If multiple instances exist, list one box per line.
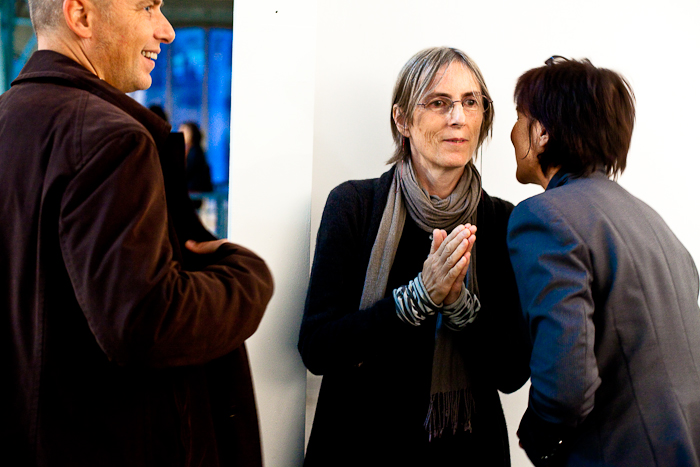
left=12, top=50, right=171, bottom=148
left=546, top=169, right=571, bottom=191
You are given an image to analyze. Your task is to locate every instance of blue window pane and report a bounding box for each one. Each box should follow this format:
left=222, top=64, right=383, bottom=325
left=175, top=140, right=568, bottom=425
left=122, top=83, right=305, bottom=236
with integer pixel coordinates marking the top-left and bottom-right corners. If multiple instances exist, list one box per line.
left=137, top=27, right=232, bottom=189
left=208, top=28, right=233, bottom=186
left=171, top=28, right=205, bottom=128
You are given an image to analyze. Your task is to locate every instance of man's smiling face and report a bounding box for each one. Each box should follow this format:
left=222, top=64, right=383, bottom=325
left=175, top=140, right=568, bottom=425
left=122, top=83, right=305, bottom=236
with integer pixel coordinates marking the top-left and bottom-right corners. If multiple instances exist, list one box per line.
left=91, top=0, right=175, bottom=92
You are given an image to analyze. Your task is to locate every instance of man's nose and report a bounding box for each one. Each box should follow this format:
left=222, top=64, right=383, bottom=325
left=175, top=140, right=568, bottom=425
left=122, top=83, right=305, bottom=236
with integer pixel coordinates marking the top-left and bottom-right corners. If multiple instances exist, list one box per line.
left=156, top=11, right=176, bottom=44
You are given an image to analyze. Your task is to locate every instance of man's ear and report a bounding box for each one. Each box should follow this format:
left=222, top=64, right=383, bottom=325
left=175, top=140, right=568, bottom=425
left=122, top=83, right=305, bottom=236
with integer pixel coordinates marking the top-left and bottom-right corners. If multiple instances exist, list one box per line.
left=393, top=104, right=410, bottom=137
left=532, top=120, right=549, bottom=153
left=63, top=0, right=94, bottom=39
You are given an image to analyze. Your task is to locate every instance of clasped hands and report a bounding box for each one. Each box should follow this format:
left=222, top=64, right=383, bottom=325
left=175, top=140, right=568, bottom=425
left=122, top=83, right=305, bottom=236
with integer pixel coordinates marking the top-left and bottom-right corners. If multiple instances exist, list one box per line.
left=421, top=224, right=477, bottom=306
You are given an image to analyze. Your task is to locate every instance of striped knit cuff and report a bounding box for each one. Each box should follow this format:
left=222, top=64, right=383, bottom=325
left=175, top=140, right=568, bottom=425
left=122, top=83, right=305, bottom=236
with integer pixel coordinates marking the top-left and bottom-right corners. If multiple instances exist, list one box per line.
left=441, top=283, right=481, bottom=331
left=393, top=273, right=441, bottom=326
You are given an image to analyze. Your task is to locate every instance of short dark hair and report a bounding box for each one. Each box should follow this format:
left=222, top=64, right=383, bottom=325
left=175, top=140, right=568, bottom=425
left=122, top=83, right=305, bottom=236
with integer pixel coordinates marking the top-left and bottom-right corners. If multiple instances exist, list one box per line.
left=514, top=57, right=635, bottom=178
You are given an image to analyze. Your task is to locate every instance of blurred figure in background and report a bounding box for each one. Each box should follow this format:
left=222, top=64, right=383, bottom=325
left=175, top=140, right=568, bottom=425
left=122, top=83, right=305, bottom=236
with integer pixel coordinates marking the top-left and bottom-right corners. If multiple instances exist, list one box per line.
left=148, top=104, right=169, bottom=123
left=180, top=121, right=213, bottom=193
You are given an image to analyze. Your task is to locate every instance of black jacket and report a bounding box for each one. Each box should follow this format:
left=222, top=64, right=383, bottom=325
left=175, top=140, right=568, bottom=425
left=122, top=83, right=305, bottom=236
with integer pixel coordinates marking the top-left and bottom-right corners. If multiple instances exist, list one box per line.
left=299, top=166, right=530, bottom=466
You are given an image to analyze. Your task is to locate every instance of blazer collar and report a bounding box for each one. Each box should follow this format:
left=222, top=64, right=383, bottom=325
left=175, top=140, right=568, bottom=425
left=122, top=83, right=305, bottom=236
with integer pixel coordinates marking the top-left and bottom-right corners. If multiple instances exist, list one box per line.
left=546, top=167, right=608, bottom=191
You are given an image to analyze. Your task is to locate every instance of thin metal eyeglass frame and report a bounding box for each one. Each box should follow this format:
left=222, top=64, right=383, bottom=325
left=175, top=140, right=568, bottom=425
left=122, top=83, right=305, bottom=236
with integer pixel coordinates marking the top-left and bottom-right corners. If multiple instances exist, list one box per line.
left=416, top=94, right=492, bottom=115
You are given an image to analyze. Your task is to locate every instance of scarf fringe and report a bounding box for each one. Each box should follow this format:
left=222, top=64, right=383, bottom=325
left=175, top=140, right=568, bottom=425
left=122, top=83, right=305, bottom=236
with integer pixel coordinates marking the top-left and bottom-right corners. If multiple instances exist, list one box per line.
left=424, top=389, right=474, bottom=441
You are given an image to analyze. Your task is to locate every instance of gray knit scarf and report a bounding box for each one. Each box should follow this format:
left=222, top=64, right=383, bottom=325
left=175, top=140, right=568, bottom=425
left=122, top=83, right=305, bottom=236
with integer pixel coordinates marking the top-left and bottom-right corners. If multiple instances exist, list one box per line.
left=359, top=158, right=481, bottom=440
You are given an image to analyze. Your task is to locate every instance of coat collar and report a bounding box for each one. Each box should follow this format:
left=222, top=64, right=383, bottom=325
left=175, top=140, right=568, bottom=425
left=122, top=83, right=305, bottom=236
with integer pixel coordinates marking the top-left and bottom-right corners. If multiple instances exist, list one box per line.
left=12, top=50, right=171, bottom=149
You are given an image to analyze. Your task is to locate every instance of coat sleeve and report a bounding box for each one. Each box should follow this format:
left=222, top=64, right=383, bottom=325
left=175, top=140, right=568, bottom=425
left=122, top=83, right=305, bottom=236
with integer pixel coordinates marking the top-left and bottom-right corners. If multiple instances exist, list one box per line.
left=298, top=182, right=416, bottom=375
left=507, top=197, right=600, bottom=463
left=59, top=129, right=274, bottom=368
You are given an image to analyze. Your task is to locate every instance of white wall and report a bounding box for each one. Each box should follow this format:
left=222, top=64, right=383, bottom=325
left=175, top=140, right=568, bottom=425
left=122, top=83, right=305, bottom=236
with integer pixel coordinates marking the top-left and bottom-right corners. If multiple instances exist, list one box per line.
left=229, top=1, right=317, bottom=465
left=232, top=1, right=700, bottom=466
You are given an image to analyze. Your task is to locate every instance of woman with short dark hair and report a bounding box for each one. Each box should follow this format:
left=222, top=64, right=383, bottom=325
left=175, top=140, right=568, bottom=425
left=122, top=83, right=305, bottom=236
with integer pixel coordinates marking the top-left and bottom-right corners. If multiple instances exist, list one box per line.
left=512, top=56, right=635, bottom=180
left=299, top=47, right=530, bottom=466
left=508, top=57, right=700, bottom=467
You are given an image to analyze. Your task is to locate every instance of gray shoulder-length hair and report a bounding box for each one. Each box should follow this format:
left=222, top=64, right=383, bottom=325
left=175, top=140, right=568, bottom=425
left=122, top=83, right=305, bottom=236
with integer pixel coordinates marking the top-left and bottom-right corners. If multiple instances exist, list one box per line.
left=388, top=47, right=494, bottom=164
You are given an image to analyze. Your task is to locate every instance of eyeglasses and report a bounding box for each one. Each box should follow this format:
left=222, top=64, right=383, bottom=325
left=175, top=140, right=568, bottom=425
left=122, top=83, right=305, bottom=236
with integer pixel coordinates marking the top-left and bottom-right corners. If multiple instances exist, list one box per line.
left=417, top=94, right=492, bottom=115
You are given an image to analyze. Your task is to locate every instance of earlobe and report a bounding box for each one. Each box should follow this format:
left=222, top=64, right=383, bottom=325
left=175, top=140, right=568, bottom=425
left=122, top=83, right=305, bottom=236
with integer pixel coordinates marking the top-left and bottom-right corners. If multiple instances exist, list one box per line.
left=63, top=0, right=92, bottom=39
left=534, top=121, right=549, bottom=152
left=393, top=105, right=410, bottom=137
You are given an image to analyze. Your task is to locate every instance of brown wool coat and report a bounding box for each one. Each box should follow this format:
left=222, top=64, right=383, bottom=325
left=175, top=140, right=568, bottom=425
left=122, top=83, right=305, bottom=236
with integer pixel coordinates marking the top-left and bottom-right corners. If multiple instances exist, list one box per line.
left=1, top=51, right=273, bottom=467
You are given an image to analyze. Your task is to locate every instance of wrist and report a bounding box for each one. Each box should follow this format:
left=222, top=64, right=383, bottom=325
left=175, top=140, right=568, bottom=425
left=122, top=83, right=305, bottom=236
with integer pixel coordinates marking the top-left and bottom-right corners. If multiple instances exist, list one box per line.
left=393, top=272, right=441, bottom=326
left=440, top=283, right=480, bottom=331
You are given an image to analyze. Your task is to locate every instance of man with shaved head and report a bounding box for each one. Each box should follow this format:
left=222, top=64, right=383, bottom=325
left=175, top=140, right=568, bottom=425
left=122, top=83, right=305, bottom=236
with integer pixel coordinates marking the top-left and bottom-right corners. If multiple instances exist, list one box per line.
left=0, top=1, right=273, bottom=466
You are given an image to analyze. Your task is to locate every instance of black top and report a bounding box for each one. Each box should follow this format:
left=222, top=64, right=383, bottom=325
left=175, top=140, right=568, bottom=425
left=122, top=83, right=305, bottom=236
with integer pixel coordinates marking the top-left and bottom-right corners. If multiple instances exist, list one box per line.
left=186, top=145, right=213, bottom=193
left=299, top=166, right=530, bottom=466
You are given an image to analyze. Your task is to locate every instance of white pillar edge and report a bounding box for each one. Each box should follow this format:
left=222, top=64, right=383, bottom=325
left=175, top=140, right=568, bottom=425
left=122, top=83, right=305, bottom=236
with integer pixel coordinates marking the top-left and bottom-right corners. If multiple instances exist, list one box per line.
left=228, top=1, right=318, bottom=465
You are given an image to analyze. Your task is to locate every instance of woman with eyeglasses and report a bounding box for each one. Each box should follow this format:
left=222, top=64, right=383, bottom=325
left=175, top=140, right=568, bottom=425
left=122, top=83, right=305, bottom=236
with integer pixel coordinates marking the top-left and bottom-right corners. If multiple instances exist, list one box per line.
left=298, top=47, right=530, bottom=466
left=508, top=57, right=700, bottom=467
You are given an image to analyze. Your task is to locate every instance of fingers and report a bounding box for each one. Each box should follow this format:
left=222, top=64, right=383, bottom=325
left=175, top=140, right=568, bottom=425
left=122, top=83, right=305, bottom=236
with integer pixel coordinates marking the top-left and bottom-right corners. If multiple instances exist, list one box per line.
left=436, top=224, right=475, bottom=261
left=453, top=253, right=470, bottom=284
left=424, top=253, right=467, bottom=305
left=447, top=236, right=471, bottom=267
left=444, top=254, right=467, bottom=288
left=430, top=229, right=447, bottom=254
left=422, top=224, right=477, bottom=305
left=434, top=225, right=466, bottom=255
left=443, top=250, right=470, bottom=305
left=430, top=230, right=439, bottom=254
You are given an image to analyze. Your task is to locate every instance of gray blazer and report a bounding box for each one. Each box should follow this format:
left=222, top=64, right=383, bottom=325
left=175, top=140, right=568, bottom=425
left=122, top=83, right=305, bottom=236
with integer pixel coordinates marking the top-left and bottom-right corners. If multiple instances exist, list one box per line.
left=508, top=170, right=700, bottom=466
